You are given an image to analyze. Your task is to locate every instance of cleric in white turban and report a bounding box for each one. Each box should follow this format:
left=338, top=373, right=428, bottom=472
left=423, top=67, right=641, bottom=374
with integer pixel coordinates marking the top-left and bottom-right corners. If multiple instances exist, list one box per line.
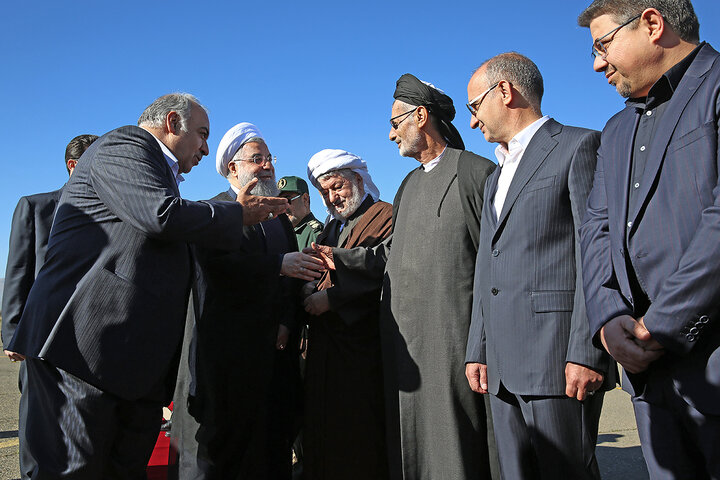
left=216, top=122, right=264, bottom=177
left=306, top=149, right=380, bottom=204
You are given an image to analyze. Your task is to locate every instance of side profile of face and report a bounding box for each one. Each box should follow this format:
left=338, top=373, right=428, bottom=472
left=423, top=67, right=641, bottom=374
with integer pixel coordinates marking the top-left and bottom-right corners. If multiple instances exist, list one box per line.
left=589, top=14, right=657, bottom=98
left=280, top=192, right=310, bottom=227
left=389, top=101, right=424, bottom=158
left=317, top=172, right=364, bottom=221
left=467, top=68, right=503, bottom=144
left=169, top=102, right=210, bottom=174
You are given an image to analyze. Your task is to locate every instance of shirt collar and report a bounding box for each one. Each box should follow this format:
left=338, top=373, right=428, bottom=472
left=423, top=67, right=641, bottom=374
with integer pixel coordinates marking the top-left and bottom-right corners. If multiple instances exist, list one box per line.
left=421, top=146, right=447, bottom=173
left=148, top=131, right=185, bottom=185
left=494, top=115, right=550, bottom=166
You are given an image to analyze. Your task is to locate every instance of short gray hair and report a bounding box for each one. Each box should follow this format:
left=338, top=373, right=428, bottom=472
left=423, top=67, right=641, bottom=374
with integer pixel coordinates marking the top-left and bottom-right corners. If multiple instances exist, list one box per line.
left=317, top=168, right=364, bottom=192
left=227, top=137, right=267, bottom=178
left=476, top=52, right=544, bottom=110
left=137, top=93, right=207, bottom=132
left=577, top=0, right=699, bottom=43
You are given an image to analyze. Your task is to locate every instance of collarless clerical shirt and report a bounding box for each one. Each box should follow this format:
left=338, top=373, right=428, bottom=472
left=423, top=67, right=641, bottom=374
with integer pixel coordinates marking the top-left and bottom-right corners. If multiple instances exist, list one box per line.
left=421, top=146, right=447, bottom=173
left=148, top=132, right=185, bottom=186
left=493, top=115, right=549, bottom=219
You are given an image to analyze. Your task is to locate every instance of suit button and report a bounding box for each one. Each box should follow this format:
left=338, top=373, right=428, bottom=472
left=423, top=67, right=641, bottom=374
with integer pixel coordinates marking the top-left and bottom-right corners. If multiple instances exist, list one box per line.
left=687, top=334, right=697, bottom=342
left=689, top=327, right=699, bottom=335
left=699, top=315, right=710, bottom=324
left=491, top=288, right=499, bottom=296
left=492, top=249, right=500, bottom=257
left=627, top=221, right=633, bottom=228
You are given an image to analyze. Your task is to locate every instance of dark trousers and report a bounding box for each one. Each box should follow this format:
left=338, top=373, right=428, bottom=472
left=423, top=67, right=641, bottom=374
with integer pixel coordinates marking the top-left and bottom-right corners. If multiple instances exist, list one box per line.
left=632, top=373, right=720, bottom=480
left=489, top=383, right=604, bottom=480
left=25, top=358, right=162, bottom=480
left=17, top=361, right=36, bottom=480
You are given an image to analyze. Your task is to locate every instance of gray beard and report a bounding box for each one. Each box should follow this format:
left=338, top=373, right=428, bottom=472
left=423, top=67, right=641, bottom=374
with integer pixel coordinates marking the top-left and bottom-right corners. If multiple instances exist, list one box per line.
left=234, top=168, right=279, bottom=197
left=327, top=183, right=364, bottom=221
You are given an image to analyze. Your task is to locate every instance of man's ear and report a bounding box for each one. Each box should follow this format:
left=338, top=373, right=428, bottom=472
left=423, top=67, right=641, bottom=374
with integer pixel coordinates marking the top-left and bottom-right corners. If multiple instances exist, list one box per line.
left=642, top=8, right=666, bottom=44
left=66, top=158, right=77, bottom=175
left=166, top=111, right=181, bottom=135
left=354, top=173, right=364, bottom=192
left=302, top=193, right=310, bottom=209
left=499, top=80, right=514, bottom=106
left=415, top=105, right=430, bottom=129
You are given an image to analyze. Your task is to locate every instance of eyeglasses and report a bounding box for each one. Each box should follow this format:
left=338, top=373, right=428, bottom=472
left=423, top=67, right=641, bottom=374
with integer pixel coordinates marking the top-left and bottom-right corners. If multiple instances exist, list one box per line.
left=591, top=13, right=641, bottom=60
left=234, top=154, right=277, bottom=166
left=389, top=107, right=418, bottom=130
left=466, top=82, right=501, bottom=117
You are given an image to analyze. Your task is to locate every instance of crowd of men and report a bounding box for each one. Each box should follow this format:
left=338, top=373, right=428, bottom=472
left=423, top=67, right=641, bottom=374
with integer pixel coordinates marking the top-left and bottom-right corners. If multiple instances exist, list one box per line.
left=2, top=0, right=719, bottom=478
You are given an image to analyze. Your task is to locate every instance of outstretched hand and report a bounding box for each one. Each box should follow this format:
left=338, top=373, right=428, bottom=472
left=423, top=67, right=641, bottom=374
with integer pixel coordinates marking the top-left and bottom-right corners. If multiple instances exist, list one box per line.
left=281, top=252, right=325, bottom=281
left=303, top=242, right=335, bottom=271
left=236, top=178, right=289, bottom=226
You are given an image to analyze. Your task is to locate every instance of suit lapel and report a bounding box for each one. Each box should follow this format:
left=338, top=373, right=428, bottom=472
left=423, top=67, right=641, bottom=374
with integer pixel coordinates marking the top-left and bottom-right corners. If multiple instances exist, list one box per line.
left=495, top=119, right=560, bottom=233
left=628, top=45, right=714, bottom=227
left=484, top=168, right=501, bottom=230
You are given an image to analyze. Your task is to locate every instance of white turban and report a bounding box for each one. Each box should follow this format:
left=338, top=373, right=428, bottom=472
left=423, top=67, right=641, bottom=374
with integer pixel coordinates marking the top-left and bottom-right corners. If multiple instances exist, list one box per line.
left=215, top=122, right=264, bottom=177
left=307, top=149, right=380, bottom=201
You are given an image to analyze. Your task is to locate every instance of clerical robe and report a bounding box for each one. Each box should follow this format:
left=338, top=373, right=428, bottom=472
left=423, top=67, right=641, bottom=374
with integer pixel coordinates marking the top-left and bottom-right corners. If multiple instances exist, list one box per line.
left=382, top=147, right=496, bottom=480
left=303, top=195, right=392, bottom=480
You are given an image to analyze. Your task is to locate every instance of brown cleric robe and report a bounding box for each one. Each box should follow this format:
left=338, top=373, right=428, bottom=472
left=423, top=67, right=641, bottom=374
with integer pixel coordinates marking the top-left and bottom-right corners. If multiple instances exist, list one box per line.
left=303, top=195, right=392, bottom=480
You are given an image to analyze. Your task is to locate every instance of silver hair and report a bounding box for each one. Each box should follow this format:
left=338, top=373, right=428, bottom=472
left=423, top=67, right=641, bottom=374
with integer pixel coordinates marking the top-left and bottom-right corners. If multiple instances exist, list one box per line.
left=137, top=93, right=207, bottom=132
left=226, top=137, right=267, bottom=179
left=577, top=0, right=699, bottom=43
left=476, top=52, right=544, bottom=111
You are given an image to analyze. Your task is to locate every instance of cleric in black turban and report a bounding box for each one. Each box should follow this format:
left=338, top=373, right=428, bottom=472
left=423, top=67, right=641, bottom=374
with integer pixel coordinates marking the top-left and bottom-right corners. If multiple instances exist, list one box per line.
left=393, top=73, right=465, bottom=150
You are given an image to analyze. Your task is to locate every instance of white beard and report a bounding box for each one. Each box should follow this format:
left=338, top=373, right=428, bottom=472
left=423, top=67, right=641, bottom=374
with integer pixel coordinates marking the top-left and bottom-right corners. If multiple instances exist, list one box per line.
left=327, top=182, right=364, bottom=221
left=234, top=168, right=279, bottom=197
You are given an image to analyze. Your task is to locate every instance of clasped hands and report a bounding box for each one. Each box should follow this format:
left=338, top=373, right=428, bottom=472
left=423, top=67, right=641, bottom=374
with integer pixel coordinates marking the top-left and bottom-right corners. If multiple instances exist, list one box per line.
left=600, top=314, right=664, bottom=374
left=300, top=243, right=336, bottom=316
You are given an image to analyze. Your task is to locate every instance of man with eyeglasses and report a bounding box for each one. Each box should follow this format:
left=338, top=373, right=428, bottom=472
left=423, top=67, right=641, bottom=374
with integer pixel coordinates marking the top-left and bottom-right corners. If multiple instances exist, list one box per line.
left=380, top=74, right=497, bottom=480
left=277, top=175, right=324, bottom=250
left=464, top=52, right=614, bottom=480
left=170, top=122, right=324, bottom=479
left=577, top=1, right=720, bottom=477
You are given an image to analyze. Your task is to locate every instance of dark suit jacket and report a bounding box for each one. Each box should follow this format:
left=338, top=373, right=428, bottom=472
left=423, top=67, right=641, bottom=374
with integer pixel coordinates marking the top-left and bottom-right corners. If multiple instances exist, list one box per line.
left=580, top=43, right=720, bottom=414
left=467, top=118, right=614, bottom=396
left=8, top=126, right=245, bottom=401
left=2, top=188, right=62, bottom=350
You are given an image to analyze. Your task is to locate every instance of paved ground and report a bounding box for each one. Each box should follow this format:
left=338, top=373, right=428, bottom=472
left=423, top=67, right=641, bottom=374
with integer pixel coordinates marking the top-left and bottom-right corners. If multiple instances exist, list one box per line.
left=0, top=359, right=648, bottom=480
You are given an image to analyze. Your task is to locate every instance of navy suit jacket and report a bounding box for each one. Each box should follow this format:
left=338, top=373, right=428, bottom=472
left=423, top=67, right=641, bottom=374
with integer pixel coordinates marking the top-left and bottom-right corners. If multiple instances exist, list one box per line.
left=580, top=43, right=720, bottom=414
left=2, top=188, right=62, bottom=350
left=9, top=126, right=246, bottom=401
left=466, top=119, right=614, bottom=396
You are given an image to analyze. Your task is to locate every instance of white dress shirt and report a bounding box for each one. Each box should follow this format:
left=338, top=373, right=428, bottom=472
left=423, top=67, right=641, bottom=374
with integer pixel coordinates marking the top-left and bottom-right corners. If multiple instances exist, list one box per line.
left=493, top=115, right=550, bottom=219
left=148, top=132, right=185, bottom=186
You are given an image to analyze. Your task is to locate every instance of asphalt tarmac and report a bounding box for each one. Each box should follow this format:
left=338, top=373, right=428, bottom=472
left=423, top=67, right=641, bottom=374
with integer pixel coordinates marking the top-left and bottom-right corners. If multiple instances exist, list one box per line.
left=0, top=359, right=648, bottom=480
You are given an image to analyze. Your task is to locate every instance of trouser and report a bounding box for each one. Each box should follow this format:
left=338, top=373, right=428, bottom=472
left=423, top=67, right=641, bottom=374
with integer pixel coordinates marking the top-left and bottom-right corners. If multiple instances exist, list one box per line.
left=632, top=373, right=720, bottom=480
left=25, top=358, right=162, bottom=480
left=489, top=383, right=604, bottom=480
left=17, top=361, right=36, bottom=480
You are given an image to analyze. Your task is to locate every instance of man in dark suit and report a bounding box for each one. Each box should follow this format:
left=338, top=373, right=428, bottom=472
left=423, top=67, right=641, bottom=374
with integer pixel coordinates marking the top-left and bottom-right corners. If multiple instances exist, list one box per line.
left=2, top=134, right=97, bottom=480
left=7, top=94, right=288, bottom=479
left=578, top=1, right=720, bottom=477
left=464, top=53, right=615, bottom=480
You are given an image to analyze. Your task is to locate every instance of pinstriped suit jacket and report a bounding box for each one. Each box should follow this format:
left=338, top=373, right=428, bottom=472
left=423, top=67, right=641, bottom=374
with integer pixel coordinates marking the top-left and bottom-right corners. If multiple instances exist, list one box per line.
left=580, top=43, right=720, bottom=414
left=9, top=126, right=246, bottom=401
left=466, top=119, right=614, bottom=396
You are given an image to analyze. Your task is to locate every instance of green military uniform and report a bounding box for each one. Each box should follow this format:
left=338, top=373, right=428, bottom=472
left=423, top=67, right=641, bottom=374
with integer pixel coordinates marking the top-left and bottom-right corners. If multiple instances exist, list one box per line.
left=294, top=213, right=323, bottom=250
left=277, top=175, right=324, bottom=250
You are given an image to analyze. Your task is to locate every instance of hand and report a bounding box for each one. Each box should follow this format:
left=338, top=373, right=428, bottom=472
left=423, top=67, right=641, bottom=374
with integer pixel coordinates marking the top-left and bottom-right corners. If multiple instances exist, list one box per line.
left=236, top=178, right=289, bottom=226
left=276, top=324, right=290, bottom=351
left=304, top=290, right=331, bottom=316
left=465, top=362, right=488, bottom=394
left=565, top=362, right=604, bottom=401
left=303, top=243, right=335, bottom=271
left=280, top=252, right=325, bottom=281
left=636, top=317, right=664, bottom=351
left=600, top=315, right=665, bottom=374
left=4, top=350, right=25, bottom=362
left=301, top=281, right=319, bottom=298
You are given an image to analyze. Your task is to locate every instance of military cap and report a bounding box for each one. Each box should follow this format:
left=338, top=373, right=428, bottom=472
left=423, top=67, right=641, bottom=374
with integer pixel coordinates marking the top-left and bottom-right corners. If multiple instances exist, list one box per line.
left=277, top=176, right=309, bottom=195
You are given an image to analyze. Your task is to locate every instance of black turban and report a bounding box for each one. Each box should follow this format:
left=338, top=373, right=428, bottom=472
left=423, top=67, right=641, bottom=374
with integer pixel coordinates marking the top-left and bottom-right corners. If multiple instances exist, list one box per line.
left=393, top=73, right=465, bottom=150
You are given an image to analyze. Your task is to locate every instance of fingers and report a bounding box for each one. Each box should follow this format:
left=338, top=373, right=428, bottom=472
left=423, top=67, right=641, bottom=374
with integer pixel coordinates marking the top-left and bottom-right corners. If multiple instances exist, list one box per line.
left=465, top=363, right=482, bottom=393
left=624, top=316, right=652, bottom=342
left=240, top=178, right=259, bottom=195
left=479, top=364, right=489, bottom=394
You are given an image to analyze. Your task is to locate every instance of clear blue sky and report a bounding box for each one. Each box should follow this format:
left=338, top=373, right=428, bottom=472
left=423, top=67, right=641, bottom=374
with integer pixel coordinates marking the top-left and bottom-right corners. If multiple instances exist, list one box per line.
left=1, top=0, right=719, bottom=276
